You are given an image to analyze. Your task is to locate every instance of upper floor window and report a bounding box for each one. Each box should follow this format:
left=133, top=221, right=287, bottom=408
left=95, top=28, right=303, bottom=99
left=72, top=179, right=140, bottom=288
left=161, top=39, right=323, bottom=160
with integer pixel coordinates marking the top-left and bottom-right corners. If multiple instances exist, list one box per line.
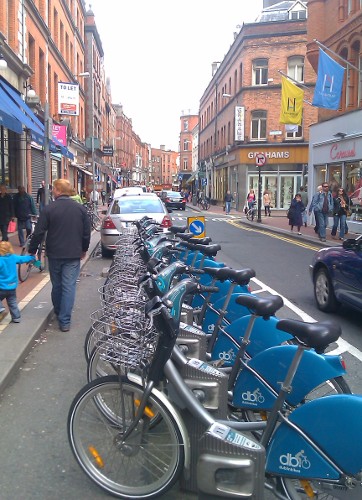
left=251, top=110, right=267, bottom=140
left=183, top=139, right=190, bottom=151
left=285, top=123, right=303, bottom=140
left=290, top=9, right=307, bottom=20
left=252, top=59, right=268, bottom=86
left=288, top=56, right=304, bottom=82
left=183, top=120, right=189, bottom=131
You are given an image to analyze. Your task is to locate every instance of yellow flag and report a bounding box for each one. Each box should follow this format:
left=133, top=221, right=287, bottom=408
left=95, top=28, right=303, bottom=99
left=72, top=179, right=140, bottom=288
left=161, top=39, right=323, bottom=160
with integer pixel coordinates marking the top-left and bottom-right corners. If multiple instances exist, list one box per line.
left=279, top=76, right=304, bottom=125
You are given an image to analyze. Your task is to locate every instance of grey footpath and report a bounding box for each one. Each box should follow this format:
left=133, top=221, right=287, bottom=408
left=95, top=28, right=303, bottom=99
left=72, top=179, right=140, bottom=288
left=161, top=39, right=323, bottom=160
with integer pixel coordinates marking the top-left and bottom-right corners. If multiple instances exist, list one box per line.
left=0, top=231, right=101, bottom=395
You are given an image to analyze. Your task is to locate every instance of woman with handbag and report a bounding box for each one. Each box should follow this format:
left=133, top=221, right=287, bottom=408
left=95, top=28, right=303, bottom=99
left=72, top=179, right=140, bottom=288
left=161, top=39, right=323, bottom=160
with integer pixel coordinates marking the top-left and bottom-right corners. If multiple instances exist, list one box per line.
left=0, top=184, right=14, bottom=242
left=331, top=187, right=350, bottom=240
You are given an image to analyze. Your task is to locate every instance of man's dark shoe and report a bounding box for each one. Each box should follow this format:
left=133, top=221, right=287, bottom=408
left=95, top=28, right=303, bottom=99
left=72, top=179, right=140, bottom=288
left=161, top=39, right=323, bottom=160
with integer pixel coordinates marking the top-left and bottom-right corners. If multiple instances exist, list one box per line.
left=59, top=324, right=70, bottom=332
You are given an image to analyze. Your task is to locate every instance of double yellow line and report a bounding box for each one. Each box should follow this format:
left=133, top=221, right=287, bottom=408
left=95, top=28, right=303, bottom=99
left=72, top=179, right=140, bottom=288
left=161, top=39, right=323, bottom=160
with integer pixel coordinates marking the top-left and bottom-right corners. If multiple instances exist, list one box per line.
left=227, top=220, right=320, bottom=251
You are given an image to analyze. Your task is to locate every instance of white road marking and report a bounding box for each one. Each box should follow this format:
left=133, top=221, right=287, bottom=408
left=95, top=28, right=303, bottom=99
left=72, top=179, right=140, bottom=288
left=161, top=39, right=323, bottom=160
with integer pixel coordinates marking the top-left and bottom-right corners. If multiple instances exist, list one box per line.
left=252, top=277, right=362, bottom=362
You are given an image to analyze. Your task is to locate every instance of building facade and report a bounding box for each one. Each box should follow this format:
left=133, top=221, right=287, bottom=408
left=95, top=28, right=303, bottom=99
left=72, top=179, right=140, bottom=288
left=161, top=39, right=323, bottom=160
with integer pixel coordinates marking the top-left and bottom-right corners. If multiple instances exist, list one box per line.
left=198, top=1, right=317, bottom=210
left=179, top=112, right=198, bottom=190
left=307, top=0, right=362, bottom=227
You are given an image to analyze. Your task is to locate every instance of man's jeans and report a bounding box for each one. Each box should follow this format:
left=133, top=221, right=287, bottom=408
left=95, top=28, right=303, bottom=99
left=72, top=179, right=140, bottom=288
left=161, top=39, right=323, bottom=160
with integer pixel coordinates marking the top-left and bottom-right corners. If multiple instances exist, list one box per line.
left=0, top=289, right=20, bottom=320
left=48, top=258, right=80, bottom=327
left=315, top=211, right=329, bottom=239
left=225, top=201, right=231, bottom=214
left=332, top=214, right=347, bottom=239
left=17, top=219, right=32, bottom=246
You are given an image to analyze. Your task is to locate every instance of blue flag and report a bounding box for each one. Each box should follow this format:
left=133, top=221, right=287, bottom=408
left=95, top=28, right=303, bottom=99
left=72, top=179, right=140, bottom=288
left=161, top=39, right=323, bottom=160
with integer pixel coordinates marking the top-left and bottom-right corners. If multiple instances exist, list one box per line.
left=312, top=48, right=345, bottom=110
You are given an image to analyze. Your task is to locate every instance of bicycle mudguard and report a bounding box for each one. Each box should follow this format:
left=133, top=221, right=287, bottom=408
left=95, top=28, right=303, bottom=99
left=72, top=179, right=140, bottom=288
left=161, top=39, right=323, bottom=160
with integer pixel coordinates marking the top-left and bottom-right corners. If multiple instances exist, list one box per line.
left=266, top=394, right=362, bottom=479
left=211, top=316, right=291, bottom=365
left=200, top=292, right=251, bottom=336
left=232, top=345, right=346, bottom=409
left=127, top=371, right=191, bottom=476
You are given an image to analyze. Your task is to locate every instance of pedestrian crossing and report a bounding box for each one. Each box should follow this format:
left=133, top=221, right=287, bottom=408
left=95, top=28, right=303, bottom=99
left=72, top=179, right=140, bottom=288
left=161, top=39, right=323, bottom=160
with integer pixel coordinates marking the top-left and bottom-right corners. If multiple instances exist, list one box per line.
left=171, top=215, right=239, bottom=222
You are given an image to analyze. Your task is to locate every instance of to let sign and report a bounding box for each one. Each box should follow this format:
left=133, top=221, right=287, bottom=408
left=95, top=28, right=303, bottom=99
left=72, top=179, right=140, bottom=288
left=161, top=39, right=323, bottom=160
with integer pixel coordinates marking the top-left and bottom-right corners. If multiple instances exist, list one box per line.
left=255, top=153, right=266, bottom=167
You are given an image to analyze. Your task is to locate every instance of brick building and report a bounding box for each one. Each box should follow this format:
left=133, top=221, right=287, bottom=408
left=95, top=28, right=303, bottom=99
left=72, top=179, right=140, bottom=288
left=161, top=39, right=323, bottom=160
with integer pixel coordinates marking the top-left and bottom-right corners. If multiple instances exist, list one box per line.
left=179, top=112, right=198, bottom=189
left=306, top=0, right=362, bottom=229
left=198, top=0, right=317, bottom=210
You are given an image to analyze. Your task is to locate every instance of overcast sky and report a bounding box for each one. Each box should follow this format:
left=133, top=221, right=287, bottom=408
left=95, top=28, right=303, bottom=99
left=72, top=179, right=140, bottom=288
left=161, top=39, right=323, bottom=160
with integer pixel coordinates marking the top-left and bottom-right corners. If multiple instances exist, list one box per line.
left=89, top=1, right=263, bottom=151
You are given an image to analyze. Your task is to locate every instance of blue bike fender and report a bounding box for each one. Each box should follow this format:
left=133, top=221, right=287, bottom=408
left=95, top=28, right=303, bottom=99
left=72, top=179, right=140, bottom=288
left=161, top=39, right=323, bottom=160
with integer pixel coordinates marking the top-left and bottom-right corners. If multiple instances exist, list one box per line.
left=211, top=316, right=291, bottom=366
left=233, top=345, right=346, bottom=409
left=266, top=394, right=362, bottom=478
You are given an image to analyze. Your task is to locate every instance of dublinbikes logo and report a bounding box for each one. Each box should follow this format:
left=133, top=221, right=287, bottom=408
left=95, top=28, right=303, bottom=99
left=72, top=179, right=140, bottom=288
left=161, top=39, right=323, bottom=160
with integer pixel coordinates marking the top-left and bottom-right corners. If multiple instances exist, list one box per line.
left=207, top=323, right=215, bottom=333
left=279, top=450, right=311, bottom=473
left=241, top=388, right=265, bottom=405
left=218, top=348, right=236, bottom=363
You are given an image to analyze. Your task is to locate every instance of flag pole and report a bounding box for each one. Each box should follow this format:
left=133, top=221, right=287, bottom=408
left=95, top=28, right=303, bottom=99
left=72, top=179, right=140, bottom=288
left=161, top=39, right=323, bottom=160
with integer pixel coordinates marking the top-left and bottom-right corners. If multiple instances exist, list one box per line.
left=313, top=39, right=362, bottom=73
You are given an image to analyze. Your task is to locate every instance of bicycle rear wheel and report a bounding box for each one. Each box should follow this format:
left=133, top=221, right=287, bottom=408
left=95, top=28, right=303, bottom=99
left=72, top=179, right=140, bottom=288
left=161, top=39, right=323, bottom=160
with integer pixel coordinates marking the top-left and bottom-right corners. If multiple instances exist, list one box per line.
left=246, top=209, right=253, bottom=221
left=18, top=246, right=33, bottom=282
left=68, top=376, right=185, bottom=499
left=92, top=213, right=102, bottom=231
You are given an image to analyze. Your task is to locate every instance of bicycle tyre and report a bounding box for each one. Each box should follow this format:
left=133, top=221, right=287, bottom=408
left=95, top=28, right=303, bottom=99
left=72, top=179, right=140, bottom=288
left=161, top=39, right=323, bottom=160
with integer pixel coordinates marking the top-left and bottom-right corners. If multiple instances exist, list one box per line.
left=18, top=246, right=33, bottom=283
left=92, top=213, right=102, bottom=231
left=246, top=209, right=253, bottom=221
left=68, top=375, right=185, bottom=499
left=203, top=201, right=210, bottom=211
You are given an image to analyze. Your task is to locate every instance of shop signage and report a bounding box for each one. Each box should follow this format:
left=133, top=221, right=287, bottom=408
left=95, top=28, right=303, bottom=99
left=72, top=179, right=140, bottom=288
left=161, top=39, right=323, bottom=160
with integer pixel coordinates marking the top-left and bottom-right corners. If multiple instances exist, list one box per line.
left=58, top=82, right=80, bottom=116
left=330, top=142, right=356, bottom=160
left=234, top=106, right=245, bottom=141
left=248, top=151, right=290, bottom=159
left=102, top=145, right=114, bottom=156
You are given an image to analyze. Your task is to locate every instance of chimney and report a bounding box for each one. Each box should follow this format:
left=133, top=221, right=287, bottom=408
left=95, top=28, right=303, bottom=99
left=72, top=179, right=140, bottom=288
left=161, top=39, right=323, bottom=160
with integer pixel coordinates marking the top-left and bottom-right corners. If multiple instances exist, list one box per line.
left=212, top=62, right=220, bottom=76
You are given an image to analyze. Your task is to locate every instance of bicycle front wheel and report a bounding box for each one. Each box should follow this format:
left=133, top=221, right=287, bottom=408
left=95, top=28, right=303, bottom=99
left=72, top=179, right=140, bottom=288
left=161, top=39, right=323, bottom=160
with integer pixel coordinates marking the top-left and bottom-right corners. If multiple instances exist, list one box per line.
left=246, top=209, right=253, bottom=221
left=18, top=246, right=33, bottom=282
left=68, top=376, right=185, bottom=499
left=204, top=201, right=210, bottom=211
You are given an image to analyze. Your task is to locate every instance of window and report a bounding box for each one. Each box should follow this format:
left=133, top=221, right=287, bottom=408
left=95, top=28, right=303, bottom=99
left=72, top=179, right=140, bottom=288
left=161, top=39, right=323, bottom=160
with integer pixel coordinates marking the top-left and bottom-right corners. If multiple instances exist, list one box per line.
left=183, top=139, right=190, bottom=151
left=183, top=159, right=188, bottom=170
left=252, top=59, right=268, bottom=86
left=286, top=123, right=303, bottom=139
left=251, top=110, right=267, bottom=140
left=287, top=56, right=304, bottom=82
left=183, top=120, right=189, bottom=131
left=290, top=10, right=306, bottom=20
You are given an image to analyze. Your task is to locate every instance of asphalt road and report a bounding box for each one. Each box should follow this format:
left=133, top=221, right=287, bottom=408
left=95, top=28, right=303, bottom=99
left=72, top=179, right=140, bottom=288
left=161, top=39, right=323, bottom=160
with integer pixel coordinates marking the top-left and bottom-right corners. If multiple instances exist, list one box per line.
left=0, top=215, right=361, bottom=499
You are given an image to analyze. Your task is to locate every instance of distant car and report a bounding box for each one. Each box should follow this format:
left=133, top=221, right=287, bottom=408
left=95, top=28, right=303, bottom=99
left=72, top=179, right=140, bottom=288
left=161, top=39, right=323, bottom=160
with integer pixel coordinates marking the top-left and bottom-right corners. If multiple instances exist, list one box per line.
left=160, top=190, right=186, bottom=210
left=101, top=193, right=172, bottom=257
left=309, top=235, right=362, bottom=312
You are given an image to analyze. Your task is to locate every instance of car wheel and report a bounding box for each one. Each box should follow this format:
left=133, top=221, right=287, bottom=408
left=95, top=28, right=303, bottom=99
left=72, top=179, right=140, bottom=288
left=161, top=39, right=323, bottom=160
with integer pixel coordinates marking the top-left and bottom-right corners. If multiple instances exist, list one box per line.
left=182, top=206, right=185, bottom=211
left=314, top=267, right=340, bottom=312
left=101, top=244, right=114, bottom=259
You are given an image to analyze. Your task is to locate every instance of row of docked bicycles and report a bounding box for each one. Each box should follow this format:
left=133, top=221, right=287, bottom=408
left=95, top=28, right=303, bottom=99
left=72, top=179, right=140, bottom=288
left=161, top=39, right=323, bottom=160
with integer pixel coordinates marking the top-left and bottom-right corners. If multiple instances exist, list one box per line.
left=67, top=217, right=362, bottom=500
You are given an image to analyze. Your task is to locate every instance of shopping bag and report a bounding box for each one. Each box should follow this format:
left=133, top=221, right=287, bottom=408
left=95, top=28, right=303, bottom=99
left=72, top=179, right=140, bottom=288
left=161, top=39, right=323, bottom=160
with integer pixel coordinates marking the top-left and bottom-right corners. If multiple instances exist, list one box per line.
left=7, top=220, right=16, bottom=233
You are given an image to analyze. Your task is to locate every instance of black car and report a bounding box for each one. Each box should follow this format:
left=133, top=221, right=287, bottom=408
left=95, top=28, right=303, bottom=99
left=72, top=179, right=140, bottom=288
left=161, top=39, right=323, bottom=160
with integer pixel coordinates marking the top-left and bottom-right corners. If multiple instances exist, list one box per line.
left=309, top=235, right=362, bottom=312
left=160, top=190, right=186, bottom=210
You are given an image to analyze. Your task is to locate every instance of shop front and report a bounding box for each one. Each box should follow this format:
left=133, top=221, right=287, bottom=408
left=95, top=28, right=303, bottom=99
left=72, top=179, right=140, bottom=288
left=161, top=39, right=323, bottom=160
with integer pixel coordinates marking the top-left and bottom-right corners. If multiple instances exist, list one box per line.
left=309, top=111, right=362, bottom=230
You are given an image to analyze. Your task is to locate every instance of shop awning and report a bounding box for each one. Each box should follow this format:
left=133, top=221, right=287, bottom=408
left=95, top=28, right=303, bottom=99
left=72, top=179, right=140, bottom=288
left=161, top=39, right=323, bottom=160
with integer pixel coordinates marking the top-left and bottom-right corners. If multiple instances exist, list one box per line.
left=0, top=78, right=74, bottom=160
left=186, top=171, right=198, bottom=184
left=75, top=165, right=93, bottom=176
left=0, top=89, right=23, bottom=134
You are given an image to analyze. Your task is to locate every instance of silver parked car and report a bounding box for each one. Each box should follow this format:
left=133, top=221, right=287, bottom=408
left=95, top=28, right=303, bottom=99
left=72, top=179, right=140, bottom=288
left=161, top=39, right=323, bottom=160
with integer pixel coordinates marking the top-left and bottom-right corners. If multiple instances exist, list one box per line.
left=100, top=193, right=173, bottom=257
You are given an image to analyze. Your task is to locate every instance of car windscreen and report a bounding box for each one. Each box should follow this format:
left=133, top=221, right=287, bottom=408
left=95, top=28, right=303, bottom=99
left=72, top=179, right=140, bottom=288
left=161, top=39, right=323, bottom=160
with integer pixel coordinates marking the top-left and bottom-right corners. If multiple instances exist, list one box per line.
left=164, top=192, right=182, bottom=198
left=111, top=198, right=164, bottom=215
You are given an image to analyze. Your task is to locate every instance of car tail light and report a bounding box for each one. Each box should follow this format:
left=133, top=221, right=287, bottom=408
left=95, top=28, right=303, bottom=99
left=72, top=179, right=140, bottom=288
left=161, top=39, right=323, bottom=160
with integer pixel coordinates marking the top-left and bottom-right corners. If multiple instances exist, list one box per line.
left=102, top=217, right=117, bottom=229
left=161, top=215, right=173, bottom=228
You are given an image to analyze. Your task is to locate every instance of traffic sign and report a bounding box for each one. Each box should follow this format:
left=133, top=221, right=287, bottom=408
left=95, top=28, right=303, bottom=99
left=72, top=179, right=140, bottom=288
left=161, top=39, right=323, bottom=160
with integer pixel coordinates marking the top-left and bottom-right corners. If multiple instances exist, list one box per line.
left=255, top=153, right=266, bottom=167
left=188, top=216, right=206, bottom=239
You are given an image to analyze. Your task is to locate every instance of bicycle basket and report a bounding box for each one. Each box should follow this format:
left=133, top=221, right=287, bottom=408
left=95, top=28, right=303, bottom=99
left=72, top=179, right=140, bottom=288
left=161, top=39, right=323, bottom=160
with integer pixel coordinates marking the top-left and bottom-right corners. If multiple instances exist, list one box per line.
left=91, top=309, right=159, bottom=373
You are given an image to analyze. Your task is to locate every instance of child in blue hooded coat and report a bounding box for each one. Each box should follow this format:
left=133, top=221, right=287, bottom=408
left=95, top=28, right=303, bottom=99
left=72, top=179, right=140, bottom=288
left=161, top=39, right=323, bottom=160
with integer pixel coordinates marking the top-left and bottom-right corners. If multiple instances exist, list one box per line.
left=0, top=241, right=35, bottom=323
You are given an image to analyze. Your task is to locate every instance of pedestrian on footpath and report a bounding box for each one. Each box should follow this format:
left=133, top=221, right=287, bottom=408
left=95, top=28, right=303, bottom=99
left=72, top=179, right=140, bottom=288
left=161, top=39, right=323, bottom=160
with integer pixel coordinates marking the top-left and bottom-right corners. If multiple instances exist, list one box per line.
left=70, top=188, right=83, bottom=204
left=263, top=190, right=272, bottom=217
left=288, top=194, right=305, bottom=234
left=331, top=187, right=350, bottom=240
left=90, top=189, right=100, bottom=206
left=28, top=179, right=91, bottom=332
left=298, top=186, right=308, bottom=227
left=36, top=180, right=45, bottom=212
left=13, top=186, right=37, bottom=247
left=246, top=189, right=256, bottom=210
left=309, top=183, right=333, bottom=242
left=224, top=190, right=234, bottom=215
left=0, top=241, right=36, bottom=323
left=0, top=184, right=14, bottom=242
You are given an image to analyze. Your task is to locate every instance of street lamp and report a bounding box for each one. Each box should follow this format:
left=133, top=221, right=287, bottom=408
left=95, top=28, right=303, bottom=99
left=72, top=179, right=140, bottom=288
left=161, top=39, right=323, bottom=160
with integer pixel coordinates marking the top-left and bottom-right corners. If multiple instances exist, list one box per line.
left=0, top=52, right=7, bottom=69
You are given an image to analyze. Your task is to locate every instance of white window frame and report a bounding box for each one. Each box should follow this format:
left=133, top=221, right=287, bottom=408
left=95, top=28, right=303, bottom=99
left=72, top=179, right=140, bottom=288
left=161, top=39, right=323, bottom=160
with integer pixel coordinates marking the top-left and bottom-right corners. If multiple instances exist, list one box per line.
left=287, top=56, right=304, bottom=83
left=252, top=59, right=268, bottom=86
left=251, top=110, right=267, bottom=141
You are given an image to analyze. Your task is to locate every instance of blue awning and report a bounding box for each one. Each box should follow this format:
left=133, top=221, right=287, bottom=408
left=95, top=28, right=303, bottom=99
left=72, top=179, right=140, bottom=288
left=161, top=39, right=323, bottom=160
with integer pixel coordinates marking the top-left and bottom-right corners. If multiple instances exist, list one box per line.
left=0, top=78, right=74, bottom=160
left=0, top=79, right=44, bottom=144
left=0, top=89, right=23, bottom=134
